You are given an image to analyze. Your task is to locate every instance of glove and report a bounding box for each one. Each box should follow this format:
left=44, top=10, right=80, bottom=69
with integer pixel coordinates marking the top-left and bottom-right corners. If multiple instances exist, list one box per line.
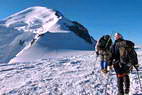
left=96, top=51, right=99, bottom=56
left=134, top=64, right=139, bottom=71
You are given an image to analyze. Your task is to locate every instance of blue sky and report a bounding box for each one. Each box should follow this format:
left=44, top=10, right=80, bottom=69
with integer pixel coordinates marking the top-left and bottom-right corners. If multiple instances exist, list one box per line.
left=0, top=0, right=142, bottom=44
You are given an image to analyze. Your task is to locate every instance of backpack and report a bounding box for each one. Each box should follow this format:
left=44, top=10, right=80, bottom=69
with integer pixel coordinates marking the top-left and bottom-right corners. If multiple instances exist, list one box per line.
left=117, top=40, right=138, bottom=66
left=97, top=35, right=112, bottom=50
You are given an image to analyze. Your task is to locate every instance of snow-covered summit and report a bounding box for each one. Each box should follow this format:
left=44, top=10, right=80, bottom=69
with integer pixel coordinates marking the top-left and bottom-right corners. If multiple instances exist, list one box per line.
left=1, top=6, right=64, bottom=34
left=0, top=6, right=95, bottom=63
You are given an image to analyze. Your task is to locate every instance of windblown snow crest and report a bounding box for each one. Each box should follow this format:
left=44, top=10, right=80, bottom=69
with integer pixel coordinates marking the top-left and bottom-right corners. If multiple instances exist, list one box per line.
left=0, top=6, right=96, bottom=63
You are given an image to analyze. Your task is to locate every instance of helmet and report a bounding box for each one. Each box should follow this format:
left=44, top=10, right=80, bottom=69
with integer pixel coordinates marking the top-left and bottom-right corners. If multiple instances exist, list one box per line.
left=114, top=32, right=123, bottom=40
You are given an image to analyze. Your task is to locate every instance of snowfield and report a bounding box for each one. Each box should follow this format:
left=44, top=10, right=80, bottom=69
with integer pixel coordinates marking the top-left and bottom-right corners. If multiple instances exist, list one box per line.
left=0, top=51, right=142, bottom=95
left=0, top=6, right=142, bottom=95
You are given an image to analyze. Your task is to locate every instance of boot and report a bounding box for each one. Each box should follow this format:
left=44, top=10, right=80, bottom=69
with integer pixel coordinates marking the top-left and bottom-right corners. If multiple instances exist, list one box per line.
left=101, top=61, right=108, bottom=74
left=101, top=69, right=108, bottom=74
left=124, top=88, right=129, bottom=94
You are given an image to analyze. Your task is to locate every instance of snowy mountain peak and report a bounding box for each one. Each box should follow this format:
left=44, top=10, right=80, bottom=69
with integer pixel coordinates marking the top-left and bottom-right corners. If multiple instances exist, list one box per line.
left=0, top=6, right=95, bottom=63
left=3, top=6, right=64, bottom=34
left=5, top=6, right=62, bottom=21
left=5, top=6, right=56, bottom=19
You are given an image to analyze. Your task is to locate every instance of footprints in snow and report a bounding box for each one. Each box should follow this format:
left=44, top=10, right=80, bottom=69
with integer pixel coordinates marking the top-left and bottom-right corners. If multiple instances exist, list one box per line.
left=0, top=55, right=97, bottom=95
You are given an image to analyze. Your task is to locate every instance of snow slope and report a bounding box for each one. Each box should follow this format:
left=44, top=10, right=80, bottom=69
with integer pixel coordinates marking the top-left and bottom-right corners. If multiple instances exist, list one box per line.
left=0, top=50, right=142, bottom=95
left=9, top=31, right=93, bottom=63
left=0, top=6, right=95, bottom=63
left=0, top=25, right=35, bottom=63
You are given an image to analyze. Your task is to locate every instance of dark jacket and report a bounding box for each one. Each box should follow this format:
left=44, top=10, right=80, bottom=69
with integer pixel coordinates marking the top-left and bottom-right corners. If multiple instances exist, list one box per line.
left=111, top=39, right=127, bottom=74
left=111, top=38, right=138, bottom=74
left=111, top=38, right=124, bottom=62
left=97, top=35, right=112, bottom=51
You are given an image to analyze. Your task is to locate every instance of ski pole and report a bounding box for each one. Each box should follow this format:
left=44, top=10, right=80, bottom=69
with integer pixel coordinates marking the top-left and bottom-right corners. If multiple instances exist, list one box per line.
left=93, top=52, right=98, bottom=70
left=104, top=71, right=111, bottom=95
left=95, top=54, right=98, bottom=63
left=136, top=70, right=142, bottom=91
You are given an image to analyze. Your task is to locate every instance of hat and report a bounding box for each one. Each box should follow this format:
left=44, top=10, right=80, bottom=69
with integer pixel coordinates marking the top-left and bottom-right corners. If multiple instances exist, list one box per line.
left=114, top=33, right=123, bottom=40
left=104, top=35, right=110, bottom=40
